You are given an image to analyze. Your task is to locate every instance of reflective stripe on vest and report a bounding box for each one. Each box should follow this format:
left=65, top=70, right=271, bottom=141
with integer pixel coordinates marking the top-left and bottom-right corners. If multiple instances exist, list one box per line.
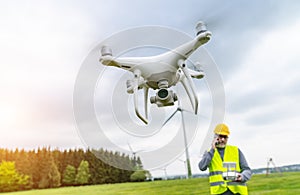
left=208, top=145, right=248, bottom=195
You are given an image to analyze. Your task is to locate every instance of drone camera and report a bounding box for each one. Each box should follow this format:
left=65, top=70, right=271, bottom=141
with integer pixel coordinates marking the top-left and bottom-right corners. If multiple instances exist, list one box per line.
left=150, top=89, right=178, bottom=107
left=158, top=89, right=169, bottom=99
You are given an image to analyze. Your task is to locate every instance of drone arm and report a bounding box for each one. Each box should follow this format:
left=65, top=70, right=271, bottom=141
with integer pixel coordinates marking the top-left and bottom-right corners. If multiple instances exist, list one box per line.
left=195, top=30, right=212, bottom=46
left=178, top=60, right=199, bottom=114
left=170, top=31, right=212, bottom=60
left=188, top=68, right=205, bottom=79
left=99, top=55, right=119, bottom=67
left=100, top=46, right=142, bottom=69
left=100, top=55, right=153, bottom=71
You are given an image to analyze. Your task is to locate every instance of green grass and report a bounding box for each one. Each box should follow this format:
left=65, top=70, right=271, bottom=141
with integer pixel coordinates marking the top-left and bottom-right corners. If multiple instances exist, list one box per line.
left=247, top=172, right=300, bottom=195
left=2, top=172, right=300, bottom=195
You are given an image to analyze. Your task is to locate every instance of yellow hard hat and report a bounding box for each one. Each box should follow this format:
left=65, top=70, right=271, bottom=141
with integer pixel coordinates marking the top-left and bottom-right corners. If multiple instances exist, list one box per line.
left=214, top=123, right=230, bottom=136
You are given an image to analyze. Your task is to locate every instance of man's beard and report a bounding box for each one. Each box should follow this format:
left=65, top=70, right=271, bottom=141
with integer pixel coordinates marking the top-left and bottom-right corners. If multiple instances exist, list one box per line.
left=216, top=143, right=226, bottom=148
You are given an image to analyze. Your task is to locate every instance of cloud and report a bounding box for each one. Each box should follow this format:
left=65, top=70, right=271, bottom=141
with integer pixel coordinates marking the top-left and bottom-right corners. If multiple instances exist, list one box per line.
left=1, top=0, right=300, bottom=175
left=225, top=17, right=300, bottom=126
left=204, top=1, right=300, bottom=80
left=0, top=1, right=99, bottom=149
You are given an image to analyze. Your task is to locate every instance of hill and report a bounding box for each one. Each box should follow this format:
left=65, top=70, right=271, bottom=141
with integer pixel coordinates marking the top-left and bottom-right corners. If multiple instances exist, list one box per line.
left=252, top=164, right=300, bottom=174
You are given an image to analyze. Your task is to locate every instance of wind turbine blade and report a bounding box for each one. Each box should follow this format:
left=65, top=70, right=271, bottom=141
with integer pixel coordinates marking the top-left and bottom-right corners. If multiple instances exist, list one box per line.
left=127, top=142, right=134, bottom=153
left=181, top=108, right=194, bottom=114
left=162, top=109, right=179, bottom=127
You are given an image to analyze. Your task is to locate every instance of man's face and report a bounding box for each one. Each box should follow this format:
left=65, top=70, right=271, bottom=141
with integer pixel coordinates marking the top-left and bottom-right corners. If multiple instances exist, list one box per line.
left=216, top=134, right=228, bottom=148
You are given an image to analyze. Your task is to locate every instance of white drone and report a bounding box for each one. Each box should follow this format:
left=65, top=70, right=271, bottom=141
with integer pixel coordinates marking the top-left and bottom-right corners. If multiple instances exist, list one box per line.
left=99, top=22, right=211, bottom=124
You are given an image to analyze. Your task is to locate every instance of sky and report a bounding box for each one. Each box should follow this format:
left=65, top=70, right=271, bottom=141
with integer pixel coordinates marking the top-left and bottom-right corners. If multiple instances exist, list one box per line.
left=0, top=0, right=300, bottom=177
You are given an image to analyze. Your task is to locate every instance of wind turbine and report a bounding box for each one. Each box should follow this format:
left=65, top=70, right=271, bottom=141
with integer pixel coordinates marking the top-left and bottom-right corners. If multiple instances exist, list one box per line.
left=162, top=101, right=193, bottom=178
left=127, top=142, right=144, bottom=169
left=266, top=157, right=282, bottom=176
left=159, top=166, right=168, bottom=180
left=178, top=158, right=188, bottom=179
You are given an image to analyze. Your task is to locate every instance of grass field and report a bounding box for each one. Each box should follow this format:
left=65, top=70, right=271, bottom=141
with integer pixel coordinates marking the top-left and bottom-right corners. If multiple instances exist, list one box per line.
left=2, top=172, right=299, bottom=195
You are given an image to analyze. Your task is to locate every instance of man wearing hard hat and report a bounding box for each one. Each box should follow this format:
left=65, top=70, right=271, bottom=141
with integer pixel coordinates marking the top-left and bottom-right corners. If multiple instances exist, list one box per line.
left=199, top=124, right=252, bottom=195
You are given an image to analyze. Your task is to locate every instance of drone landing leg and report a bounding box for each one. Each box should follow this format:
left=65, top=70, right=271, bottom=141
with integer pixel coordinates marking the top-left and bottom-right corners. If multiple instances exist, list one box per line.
left=178, top=60, right=199, bottom=114
left=180, top=78, right=196, bottom=112
left=133, top=70, right=148, bottom=124
left=144, top=87, right=149, bottom=120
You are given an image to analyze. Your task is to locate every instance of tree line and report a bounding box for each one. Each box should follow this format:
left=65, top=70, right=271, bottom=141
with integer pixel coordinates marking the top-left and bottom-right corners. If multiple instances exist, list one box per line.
left=0, top=147, right=146, bottom=192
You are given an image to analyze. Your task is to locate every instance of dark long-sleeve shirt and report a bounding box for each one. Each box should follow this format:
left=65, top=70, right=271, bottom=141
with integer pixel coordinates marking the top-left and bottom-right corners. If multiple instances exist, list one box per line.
left=198, top=147, right=252, bottom=182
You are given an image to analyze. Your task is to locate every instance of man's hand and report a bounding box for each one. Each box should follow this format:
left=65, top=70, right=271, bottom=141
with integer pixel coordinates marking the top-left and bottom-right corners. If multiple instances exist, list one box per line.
left=211, top=137, right=219, bottom=149
left=235, top=174, right=242, bottom=182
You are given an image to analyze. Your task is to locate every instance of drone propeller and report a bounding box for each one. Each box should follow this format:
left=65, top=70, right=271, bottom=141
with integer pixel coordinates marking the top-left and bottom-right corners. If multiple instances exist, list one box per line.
left=193, top=2, right=234, bottom=34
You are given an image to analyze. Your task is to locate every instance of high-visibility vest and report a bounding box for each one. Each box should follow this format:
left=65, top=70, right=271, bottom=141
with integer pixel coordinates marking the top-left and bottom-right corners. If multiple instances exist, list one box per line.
left=208, top=145, right=248, bottom=195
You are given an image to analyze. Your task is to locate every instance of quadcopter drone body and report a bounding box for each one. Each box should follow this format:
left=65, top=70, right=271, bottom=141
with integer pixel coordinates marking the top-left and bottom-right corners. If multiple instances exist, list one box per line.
left=99, top=22, right=211, bottom=124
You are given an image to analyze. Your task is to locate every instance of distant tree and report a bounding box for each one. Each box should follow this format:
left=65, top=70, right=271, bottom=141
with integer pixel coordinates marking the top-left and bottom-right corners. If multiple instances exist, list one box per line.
left=84, top=149, right=99, bottom=184
left=135, top=157, right=143, bottom=169
left=62, top=165, right=76, bottom=185
left=130, top=156, right=151, bottom=182
left=38, top=159, right=61, bottom=188
left=75, top=160, right=90, bottom=185
left=130, top=170, right=147, bottom=182
left=37, top=148, right=61, bottom=189
left=0, top=147, right=146, bottom=189
left=48, top=159, right=61, bottom=188
left=0, top=161, right=30, bottom=192
left=14, top=149, right=33, bottom=188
